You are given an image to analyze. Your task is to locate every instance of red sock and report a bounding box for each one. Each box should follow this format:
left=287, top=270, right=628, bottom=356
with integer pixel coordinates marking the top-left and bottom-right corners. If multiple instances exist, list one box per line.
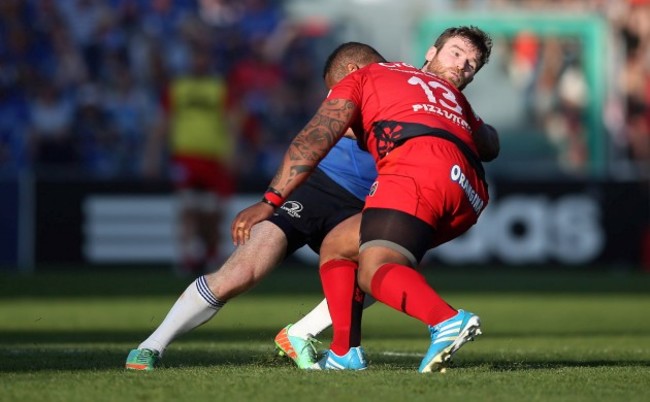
left=370, top=263, right=456, bottom=326
left=320, top=259, right=364, bottom=356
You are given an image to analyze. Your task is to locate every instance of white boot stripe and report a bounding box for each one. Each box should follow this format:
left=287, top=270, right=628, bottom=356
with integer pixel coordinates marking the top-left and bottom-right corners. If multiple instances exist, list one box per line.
left=433, top=336, right=457, bottom=344
left=438, top=321, right=462, bottom=332
left=436, top=328, right=460, bottom=338
left=326, top=359, right=344, bottom=369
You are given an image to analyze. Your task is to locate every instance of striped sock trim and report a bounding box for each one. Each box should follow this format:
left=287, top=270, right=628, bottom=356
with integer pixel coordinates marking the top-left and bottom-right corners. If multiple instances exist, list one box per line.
left=196, top=276, right=226, bottom=309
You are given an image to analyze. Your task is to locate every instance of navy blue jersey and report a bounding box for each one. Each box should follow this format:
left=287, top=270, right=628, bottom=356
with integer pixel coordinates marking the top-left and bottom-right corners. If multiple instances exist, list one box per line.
left=317, top=137, right=376, bottom=200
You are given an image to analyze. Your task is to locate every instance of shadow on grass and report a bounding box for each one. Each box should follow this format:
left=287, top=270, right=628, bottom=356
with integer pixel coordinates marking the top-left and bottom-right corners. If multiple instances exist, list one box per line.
left=2, top=327, right=650, bottom=349
left=2, top=267, right=650, bottom=299
left=0, top=347, right=290, bottom=373
left=2, top=344, right=649, bottom=373
left=2, top=328, right=650, bottom=373
left=373, top=353, right=650, bottom=371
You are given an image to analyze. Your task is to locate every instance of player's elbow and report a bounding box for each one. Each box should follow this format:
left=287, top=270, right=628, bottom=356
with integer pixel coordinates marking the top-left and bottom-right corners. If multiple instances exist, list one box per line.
left=480, top=141, right=499, bottom=162
left=478, top=124, right=500, bottom=162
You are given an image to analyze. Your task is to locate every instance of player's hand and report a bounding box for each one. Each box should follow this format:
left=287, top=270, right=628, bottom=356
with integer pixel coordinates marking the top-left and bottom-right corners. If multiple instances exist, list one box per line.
left=231, top=202, right=275, bottom=246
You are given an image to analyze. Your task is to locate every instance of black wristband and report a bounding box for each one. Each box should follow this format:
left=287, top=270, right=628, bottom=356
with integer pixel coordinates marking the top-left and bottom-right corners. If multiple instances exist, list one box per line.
left=261, top=196, right=280, bottom=208
left=266, top=186, right=283, bottom=197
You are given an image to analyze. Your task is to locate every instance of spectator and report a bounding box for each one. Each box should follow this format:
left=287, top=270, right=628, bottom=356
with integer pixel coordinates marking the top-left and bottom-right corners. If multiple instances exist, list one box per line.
left=0, top=74, right=29, bottom=174
left=226, top=36, right=284, bottom=181
left=617, top=1, right=650, bottom=171
left=72, top=83, right=119, bottom=177
left=164, top=47, right=237, bottom=275
left=237, top=0, right=284, bottom=43
left=57, top=0, right=110, bottom=80
left=49, top=24, right=89, bottom=90
left=27, top=81, right=76, bottom=173
left=103, top=64, right=159, bottom=177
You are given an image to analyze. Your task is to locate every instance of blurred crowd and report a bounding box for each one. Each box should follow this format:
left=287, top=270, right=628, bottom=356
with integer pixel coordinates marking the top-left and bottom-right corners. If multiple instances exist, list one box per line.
left=1, top=0, right=649, bottom=184
left=607, top=0, right=650, bottom=176
left=466, top=0, right=650, bottom=176
left=0, top=0, right=330, bottom=188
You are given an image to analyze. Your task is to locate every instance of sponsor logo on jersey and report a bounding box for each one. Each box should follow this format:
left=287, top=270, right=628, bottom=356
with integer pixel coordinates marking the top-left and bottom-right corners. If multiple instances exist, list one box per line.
left=450, top=164, right=485, bottom=215
left=412, top=103, right=470, bottom=131
left=281, top=201, right=303, bottom=218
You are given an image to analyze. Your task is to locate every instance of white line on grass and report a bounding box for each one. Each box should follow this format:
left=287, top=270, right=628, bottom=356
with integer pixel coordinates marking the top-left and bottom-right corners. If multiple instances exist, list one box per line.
left=380, top=351, right=424, bottom=358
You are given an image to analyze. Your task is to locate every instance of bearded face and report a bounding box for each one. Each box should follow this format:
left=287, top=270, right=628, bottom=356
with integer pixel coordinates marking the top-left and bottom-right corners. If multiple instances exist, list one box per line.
left=425, top=37, right=481, bottom=91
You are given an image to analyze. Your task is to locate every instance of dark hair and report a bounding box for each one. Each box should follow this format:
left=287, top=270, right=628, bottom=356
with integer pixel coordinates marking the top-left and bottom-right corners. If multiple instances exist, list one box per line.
left=322, top=42, right=386, bottom=79
left=434, top=26, right=493, bottom=70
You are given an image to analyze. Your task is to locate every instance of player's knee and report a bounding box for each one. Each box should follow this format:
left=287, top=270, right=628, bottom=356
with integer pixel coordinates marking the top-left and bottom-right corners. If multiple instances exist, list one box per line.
left=320, top=249, right=358, bottom=265
left=320, top=236, right=360, bottom=263
left=320, top=215, right=362, bottom=262
left=204, top=266, right=257, bottom=301
left=356, top=265, right=375, bottom=294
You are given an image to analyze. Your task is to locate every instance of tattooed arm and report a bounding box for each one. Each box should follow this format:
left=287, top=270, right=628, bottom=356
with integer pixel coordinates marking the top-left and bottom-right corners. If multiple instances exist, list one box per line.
left=230, top=98, right=357, bottom=245
left=269, top=99, right=357, bottom=195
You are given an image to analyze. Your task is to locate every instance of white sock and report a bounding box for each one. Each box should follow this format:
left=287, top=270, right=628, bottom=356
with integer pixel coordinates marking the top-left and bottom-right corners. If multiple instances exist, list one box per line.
left=287, top=299, right=330, bottom=338
left=288, top=296, right=376, bottom=338
left=138, top=276, right=225, bottom=356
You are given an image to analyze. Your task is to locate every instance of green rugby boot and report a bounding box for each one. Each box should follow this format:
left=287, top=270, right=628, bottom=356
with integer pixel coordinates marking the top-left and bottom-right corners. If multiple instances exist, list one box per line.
left=125, top=348, right=159, bottom=371
left=274, top=324, right=320, bottom=369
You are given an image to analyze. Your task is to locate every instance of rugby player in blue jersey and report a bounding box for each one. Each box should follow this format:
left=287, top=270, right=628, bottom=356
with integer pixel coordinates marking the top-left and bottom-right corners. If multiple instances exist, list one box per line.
left=125, top=43, right=385, bottom=371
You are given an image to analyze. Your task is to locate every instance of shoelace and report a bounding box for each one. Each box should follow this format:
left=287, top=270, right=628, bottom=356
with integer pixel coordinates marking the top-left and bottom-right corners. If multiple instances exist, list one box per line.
left=136, top=349, right=155, bottom=362
left=300, top=336, right=321, bottom=359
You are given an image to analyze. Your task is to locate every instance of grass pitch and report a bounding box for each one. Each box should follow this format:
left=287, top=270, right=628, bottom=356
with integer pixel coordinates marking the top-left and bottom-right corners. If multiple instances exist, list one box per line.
left=0, top=266, right=649, bottom=402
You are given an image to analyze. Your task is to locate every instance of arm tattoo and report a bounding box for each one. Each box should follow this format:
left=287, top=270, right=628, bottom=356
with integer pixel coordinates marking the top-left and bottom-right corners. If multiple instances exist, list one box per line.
left=270, top=99, right=356, bottom=195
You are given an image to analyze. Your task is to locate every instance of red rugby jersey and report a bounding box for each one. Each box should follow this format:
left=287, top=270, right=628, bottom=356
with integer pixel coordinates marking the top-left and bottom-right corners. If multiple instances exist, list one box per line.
left=327, top=62, right=484, bottom=161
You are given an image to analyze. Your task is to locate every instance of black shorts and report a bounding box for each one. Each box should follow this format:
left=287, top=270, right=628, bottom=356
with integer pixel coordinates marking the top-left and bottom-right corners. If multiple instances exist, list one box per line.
left=360, top=208, right=434, bottom=267
left=267, top=168, right=365, bottom=256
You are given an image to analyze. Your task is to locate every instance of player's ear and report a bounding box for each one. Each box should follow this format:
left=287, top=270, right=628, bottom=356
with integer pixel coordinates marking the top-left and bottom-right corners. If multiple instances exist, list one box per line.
left=425, top=45, right=438, bottom=62
left=346, top=63, right=360, bottom=73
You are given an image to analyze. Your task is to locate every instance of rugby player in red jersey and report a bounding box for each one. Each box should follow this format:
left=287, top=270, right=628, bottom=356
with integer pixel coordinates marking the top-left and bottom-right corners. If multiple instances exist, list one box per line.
left=233, top=26, right=498, bottom=373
